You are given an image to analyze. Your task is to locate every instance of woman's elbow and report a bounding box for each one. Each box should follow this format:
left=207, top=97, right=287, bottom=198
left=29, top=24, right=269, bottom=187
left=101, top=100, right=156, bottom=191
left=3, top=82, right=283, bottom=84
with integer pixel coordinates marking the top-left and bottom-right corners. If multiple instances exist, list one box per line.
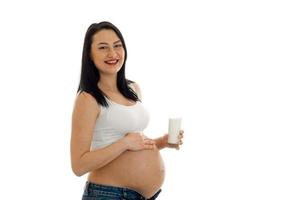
left=72, top=168, right=84, bottom=177
left=71, top=162, right=87, bottom=177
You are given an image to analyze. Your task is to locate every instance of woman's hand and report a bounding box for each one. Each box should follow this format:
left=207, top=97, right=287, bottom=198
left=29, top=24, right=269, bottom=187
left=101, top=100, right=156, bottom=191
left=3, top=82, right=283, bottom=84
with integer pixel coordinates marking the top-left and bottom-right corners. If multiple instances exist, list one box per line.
left=123, top=132, right=156, bottom=151
left=157, top=130, right=184, bottom=150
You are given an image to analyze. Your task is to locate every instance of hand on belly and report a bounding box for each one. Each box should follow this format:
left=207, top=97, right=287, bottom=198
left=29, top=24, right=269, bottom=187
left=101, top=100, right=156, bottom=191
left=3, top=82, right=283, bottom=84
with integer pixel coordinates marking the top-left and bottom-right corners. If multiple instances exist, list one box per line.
left=89, top=147, right=165, bottom=198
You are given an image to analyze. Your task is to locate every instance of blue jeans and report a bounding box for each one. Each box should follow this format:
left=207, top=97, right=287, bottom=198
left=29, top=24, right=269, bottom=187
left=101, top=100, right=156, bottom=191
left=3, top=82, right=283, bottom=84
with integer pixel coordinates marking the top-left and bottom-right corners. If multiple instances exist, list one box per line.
left=82, top=181, right=161, bottom=200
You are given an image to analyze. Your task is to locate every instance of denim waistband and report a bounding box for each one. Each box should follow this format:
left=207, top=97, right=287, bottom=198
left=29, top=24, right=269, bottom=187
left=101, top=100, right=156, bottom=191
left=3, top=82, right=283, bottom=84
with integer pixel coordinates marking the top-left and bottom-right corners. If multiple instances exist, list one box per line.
left=83, top=181, right=161, bottom=200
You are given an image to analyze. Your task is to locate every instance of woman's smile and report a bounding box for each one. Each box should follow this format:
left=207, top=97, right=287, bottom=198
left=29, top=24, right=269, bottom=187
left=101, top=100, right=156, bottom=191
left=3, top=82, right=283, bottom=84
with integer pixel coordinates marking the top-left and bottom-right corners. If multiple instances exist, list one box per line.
left=104, top=59, right=119, bottom=65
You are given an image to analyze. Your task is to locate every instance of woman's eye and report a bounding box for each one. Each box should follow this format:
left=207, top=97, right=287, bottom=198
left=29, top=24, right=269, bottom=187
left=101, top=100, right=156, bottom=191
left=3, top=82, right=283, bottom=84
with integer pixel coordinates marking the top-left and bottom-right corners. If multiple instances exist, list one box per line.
left=98, top=46, right=108, bottom=50
left=114, top=44, right=123, bottom=48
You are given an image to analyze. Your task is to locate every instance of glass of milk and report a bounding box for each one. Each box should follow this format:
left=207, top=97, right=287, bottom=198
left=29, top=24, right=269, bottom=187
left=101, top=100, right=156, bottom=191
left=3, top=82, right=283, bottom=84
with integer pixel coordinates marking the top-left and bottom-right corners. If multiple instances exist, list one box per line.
left=167, top=117, right=182, bottom=144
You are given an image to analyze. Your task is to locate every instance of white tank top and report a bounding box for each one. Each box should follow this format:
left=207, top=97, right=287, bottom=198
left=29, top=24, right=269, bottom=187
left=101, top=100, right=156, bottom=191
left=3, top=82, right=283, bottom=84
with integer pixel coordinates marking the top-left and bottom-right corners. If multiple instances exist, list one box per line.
left=91, top=95, right=150, bottom=150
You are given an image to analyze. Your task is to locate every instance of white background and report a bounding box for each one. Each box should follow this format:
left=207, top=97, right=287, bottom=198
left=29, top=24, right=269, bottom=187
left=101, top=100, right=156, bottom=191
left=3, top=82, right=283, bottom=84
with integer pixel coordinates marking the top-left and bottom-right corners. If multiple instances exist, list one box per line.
left=0, top=0, right=299, bottom=199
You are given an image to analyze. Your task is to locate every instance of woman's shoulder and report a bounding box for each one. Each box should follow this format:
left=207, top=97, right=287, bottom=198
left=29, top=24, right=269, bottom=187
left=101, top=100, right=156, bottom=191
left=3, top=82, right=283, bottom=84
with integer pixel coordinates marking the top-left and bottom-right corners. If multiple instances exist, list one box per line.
left=128, top=80, right=142, bottom=100
left=76, top=90, right=96, bottom=101
left=74, top=91, right=100, bottom=115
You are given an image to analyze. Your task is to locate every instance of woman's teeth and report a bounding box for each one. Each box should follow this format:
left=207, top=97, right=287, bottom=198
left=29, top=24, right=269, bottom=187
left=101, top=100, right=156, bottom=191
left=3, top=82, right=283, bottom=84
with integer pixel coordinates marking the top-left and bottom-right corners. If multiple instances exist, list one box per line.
left=105, top=60, right=118, bottom=64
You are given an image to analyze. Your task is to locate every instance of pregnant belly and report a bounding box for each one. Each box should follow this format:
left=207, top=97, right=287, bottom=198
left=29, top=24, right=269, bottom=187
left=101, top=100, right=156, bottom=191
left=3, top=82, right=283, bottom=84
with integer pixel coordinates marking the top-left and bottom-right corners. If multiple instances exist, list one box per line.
left=88, top=146, right=165, bottom=198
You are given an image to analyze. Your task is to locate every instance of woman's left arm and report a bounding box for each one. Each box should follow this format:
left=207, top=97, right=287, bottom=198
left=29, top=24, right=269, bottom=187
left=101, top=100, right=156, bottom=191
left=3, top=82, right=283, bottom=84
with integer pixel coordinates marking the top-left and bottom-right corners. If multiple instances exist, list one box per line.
left=130, top=82, right=184, bottom=150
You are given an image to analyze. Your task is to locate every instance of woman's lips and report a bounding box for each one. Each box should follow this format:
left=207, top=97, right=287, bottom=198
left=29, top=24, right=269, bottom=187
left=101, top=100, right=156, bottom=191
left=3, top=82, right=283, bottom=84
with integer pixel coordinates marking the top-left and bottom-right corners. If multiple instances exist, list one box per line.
left=105, top=59, right=119, bottom=65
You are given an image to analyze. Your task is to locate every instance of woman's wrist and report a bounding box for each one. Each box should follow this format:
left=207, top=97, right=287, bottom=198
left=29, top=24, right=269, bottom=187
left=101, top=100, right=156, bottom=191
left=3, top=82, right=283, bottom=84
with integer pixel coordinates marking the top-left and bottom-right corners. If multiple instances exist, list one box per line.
left=119, top=137, right=130, bottom=151
left=155, top=135, right=167, bottom=150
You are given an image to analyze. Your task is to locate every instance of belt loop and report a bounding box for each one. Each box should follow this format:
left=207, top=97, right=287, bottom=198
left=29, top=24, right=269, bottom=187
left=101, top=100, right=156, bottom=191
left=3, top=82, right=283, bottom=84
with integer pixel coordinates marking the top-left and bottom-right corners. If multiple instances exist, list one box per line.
left=83, top=181, right=90, bottom=196
left=122, top=188, right=127, bottom=199
left=84, top=181, right=90, bottom=190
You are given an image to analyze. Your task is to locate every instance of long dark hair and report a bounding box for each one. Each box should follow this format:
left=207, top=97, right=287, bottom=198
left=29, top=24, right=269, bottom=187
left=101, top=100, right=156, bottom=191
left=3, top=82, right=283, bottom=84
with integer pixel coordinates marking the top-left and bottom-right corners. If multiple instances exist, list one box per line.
left=77, top=21, right=139, bottom=107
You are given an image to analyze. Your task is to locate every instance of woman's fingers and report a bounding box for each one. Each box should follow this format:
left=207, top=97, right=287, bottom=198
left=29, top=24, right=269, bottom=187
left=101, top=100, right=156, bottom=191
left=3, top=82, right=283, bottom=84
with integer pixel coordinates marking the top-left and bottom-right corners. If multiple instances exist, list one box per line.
left=143, top=138, right=154, bottom=144
left=143, top=138, right=155, bottom=149
left=144, top=144, right=155, bottom=150
left=143, top=140, right=155, bottom=149
left=168, top=143, right=179, bottom=149
left=177, top=131, right=184, bottom=146
left=171, top=130, right=184, bottom=150
left=178, top=130, right=184, bottom=138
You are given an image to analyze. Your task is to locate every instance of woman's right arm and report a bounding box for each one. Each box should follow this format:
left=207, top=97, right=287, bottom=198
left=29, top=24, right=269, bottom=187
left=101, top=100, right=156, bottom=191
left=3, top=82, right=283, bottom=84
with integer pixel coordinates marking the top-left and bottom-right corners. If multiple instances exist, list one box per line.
left=70, top=92, right=155, bottom=177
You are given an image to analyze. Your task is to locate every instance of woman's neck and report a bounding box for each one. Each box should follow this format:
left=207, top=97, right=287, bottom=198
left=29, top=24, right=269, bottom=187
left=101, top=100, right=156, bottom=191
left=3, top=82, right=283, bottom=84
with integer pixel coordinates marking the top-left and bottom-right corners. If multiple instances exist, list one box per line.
left=98, top=74, right=118, bottom=93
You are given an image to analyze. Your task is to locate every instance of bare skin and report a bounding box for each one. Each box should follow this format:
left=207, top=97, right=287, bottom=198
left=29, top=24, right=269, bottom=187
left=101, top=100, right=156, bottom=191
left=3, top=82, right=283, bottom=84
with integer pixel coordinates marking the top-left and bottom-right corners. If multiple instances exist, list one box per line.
left=71, top=29, right=184, bottom=198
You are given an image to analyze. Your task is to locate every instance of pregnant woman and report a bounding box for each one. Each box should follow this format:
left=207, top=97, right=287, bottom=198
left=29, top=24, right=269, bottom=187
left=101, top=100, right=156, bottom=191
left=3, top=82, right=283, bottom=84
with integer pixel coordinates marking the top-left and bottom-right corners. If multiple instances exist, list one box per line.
left=70, top=21, right=184, bottom=200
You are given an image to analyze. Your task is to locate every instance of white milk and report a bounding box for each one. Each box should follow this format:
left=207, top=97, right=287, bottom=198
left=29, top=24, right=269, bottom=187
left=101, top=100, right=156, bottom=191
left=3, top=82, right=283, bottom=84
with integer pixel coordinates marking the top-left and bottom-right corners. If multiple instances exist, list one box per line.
left=168, top=118, right=182, bottom=144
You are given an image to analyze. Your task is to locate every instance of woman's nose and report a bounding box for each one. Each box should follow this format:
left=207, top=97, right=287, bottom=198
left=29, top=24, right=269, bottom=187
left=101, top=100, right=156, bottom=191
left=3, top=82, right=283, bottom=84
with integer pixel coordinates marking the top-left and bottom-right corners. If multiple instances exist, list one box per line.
left=107, top=48, right=117, bottom=58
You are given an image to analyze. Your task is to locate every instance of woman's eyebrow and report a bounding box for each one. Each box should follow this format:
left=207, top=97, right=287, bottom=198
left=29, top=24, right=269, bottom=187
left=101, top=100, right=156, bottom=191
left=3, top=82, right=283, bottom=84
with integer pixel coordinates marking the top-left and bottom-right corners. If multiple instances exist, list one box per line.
left=97, top=40, right=121, bottom=46
left=113, top=40, right=121, bottom=44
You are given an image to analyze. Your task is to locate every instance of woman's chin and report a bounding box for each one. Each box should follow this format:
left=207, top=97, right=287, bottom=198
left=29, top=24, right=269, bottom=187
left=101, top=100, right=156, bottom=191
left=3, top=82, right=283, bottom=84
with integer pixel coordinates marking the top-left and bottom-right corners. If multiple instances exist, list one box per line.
left=101, top=67, right=121, bottom=75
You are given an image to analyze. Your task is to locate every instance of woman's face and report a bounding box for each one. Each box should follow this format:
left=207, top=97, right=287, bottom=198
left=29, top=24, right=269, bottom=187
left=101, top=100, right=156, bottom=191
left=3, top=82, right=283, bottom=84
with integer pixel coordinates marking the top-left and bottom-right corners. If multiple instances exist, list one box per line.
left=90, top=29, right=125, bottom=75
